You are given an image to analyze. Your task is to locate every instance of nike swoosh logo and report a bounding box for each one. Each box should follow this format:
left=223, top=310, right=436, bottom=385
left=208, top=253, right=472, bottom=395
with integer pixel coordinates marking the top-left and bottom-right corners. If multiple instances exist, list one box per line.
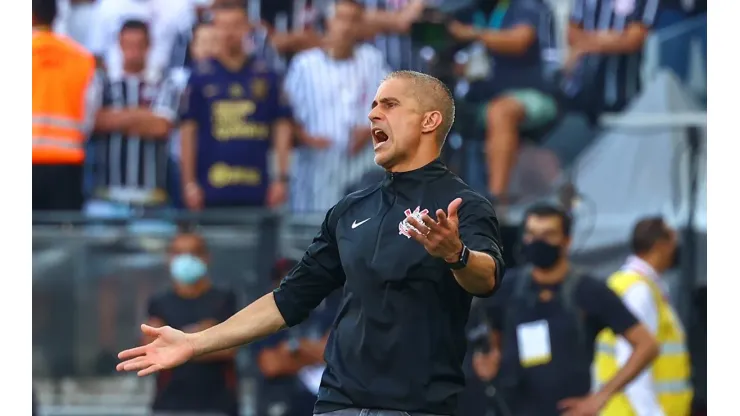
left=352, top=218, right=371, bottom=229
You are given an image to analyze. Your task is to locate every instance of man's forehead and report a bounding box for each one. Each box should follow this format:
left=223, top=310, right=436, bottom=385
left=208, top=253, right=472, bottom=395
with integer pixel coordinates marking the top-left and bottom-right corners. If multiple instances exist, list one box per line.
left=373, top=79, right=417, bottom=103
left=526, top=216, right=562, bottom=230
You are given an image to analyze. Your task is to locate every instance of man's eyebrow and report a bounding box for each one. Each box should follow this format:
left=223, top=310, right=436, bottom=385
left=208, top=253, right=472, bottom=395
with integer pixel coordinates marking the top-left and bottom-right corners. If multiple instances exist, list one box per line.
left=371, top=97, right=400, bottom=109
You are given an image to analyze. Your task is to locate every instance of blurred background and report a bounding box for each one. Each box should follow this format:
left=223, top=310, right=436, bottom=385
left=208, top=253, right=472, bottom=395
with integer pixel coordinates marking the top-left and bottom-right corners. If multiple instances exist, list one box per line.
left=32, top=0, right=707, bottom=414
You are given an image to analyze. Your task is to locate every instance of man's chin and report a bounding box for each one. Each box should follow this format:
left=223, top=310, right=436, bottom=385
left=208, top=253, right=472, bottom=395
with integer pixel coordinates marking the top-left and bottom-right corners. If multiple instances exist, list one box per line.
left=373, top=151, right=393, bottom=169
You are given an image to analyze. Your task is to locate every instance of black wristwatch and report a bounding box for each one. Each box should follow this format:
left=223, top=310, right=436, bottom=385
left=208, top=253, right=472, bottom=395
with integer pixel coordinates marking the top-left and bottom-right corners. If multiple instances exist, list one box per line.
left=447, top=244, right=470, bottom=270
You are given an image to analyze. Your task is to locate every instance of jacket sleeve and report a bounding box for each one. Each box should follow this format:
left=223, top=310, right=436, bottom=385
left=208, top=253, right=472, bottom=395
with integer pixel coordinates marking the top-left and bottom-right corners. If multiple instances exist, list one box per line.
left=272, top=206, right=346, bottom=327
left=458, top=195, right=506, bottom=297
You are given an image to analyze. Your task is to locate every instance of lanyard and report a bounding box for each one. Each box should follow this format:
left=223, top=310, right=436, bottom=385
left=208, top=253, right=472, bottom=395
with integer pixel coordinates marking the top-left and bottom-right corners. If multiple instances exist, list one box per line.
left=473, top=1, right=510, bottom=30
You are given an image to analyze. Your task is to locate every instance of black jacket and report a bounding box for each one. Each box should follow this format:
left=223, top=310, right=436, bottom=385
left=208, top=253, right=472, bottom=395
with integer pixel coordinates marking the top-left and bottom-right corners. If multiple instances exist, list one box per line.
left=273, top=159, right=505, bottom=415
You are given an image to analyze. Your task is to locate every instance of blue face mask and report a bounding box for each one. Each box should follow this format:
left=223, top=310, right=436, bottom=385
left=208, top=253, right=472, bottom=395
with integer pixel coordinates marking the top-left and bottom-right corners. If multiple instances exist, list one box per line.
left=170, top=254, right=207, bottom=284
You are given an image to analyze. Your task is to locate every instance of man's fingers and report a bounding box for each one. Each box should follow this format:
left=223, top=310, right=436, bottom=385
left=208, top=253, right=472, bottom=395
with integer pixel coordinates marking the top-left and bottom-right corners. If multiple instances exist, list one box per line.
left=436, top=209, right=449, bottom=228
left=119, top=356, right=152, bottom=372
left=118, top=345, right=148, bottom=360
left=138, top=364, right=163, bottom=377
left=447, top=198, right=462, bottom=219
left=558, top=398, right=578, bottom=410
left=420, top=214, right=443, bottom=233
left=141, top=324, right=161, bottom=337
left=406, top=217, right=430, bottom=236
left=406, top=226, right=428, bottom=246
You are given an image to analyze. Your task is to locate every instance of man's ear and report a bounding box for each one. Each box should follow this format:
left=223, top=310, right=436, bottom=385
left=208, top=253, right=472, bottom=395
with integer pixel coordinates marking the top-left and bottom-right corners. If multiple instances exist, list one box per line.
left=421, top=111, right=443, bottom=135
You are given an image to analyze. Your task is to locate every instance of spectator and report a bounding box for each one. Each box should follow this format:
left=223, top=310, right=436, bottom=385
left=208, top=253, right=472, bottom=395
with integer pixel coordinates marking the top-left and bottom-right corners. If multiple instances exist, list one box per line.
left=471, top=203, right=659, bottom=416
left=259, top=0, right=323, bottom=59
left=284, top=0, right=389, bottom=213
left=594, top=217, right=693, bottom=416
left=252, top=258, right=339, bottom=416
left=146, top=231, right=240, bottom=416
left=166, top=21, right=219, bottom=209
left=564, top=0, right=658, bottom=122
left=88, top=0, right=195, bottom=77
left=179, top=3, right=293, bottom=210
left=87, top=20, right=180, bottom=217
left=33, top=0, right=100, bottom=212
left=653, top=0, right=706, bottom=83
left=360, top=0, right=427, bottom=72
left=447, top=0, right=559, bottom=202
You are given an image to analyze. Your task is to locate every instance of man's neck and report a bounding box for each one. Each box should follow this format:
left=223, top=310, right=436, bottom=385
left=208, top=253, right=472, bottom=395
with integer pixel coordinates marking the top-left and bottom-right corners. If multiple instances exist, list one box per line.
left=323, top=39, right=354, bottom=60
left=174, top=278, right=212, bottom=299
left=531, top=260, right=570, bottom=285
left=123, top=65, right=144, bottom=76
left=387, top=142, right=440, bottom=173
left=636, top=253, right=665, bottom=275
left=217, top=51, right=248, bottom=71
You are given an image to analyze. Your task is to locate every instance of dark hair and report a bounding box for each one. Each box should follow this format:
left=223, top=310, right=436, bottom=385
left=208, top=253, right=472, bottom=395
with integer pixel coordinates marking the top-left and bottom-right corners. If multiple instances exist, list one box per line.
left=212, top=1, right=247, bottom=12
left=337, top=0, right=364, bottom=8
left=630, top=216, right=670, bottom=255
left=32, top=0, right=57, bottom=26
left=120, top=19, right=150, bottom=40
left=524, top=203, right=573, bottom=237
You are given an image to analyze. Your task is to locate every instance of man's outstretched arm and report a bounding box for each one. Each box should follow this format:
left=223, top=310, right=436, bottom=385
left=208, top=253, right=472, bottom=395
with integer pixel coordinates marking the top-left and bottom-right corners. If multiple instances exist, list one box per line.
left=188, top=207, right=347, bottom=356
left=189, top=293, right=286, bottom=356
left=117, top=207, right=347, bottom=375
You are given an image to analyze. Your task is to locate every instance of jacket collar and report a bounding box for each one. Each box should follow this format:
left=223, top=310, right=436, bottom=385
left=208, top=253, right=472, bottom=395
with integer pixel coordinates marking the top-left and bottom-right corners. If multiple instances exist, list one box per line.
left=383, top=158, right=448, bottom=186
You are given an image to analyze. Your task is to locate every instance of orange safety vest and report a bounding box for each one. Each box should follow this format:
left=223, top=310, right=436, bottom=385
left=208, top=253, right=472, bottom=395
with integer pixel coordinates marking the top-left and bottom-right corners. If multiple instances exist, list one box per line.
left=32, top=30, right=96, bottom=165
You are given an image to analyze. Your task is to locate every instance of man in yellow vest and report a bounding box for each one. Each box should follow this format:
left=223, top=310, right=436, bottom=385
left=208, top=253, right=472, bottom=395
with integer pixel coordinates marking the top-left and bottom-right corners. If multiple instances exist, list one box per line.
left=33, top=0, right=100, bottom=211
left=595, top=217, right=693, bottom=416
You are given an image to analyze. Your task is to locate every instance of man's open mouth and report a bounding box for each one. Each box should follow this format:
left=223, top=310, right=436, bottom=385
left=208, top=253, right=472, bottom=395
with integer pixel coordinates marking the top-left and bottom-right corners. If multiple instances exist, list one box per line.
left=372, top=128, right=389, bottom=149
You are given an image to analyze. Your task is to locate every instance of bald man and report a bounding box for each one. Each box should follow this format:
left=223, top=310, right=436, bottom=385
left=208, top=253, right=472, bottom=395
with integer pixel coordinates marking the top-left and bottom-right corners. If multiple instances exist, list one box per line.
left=117, top=70, right=506, bottom=416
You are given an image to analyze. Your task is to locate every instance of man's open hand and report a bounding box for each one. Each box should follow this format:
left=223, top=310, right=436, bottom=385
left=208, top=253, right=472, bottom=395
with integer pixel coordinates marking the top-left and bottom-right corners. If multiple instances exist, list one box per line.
left=406, top=198, right=464, bottom=262
left=117, top=324, right=196, bottom=376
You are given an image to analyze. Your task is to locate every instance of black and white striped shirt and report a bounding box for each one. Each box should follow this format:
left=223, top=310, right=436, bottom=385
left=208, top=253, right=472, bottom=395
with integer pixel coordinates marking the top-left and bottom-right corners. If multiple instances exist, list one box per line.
left=90, top=72, right=182, bottom=206
left=363, top=0, right=426, bottom=72
left=568, top=0, right=659, bottom=112
left=284, top=45, right=390, bottom=213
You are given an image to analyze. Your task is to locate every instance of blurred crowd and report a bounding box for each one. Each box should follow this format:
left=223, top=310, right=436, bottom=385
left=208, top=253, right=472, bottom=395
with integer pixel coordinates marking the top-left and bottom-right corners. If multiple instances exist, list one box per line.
left=33, top=0, right=708, bottom=219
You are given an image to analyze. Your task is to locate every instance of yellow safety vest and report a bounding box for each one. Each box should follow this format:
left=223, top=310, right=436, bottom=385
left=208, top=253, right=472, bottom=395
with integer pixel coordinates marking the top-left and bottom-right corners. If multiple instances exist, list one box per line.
left=594, top=270, right=692, bottom=416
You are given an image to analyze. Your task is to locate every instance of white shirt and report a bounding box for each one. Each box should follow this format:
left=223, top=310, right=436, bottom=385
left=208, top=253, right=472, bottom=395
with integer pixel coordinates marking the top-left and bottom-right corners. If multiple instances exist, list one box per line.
left=88, top=0, right=195, bottom=78
left=283, top=45, right=390, bottom=213
left=613, top=256, right=667, bottom=416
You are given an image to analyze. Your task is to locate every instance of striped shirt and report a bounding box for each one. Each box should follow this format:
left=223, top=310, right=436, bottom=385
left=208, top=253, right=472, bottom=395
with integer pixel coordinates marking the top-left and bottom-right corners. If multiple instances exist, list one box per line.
left=567, top=0, right=659, bottom=112
left=89, top=71, right=181, bottom=206
left=284, top=45, right=390, bottom=213
left=362, top=0, right=426, bottom=72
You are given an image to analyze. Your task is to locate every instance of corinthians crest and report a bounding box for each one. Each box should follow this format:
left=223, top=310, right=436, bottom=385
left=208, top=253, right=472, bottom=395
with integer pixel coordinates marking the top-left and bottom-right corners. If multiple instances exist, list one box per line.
left=399, top=207, right=429, bottom=238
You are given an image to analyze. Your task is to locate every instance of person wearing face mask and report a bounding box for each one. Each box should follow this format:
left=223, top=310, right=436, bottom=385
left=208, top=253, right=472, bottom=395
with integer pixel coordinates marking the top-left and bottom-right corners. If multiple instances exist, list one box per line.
left=594, top=217, right=693, bottom=416
left=472, top=203, right=659, bottom=416
left=145, top=231, right=240, bottom=416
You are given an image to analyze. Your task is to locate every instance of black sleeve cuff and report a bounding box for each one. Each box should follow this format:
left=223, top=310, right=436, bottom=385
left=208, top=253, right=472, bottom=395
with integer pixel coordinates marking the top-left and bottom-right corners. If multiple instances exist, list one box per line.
left=470, top=252, right=504, bottom=298
left=271, top=288, right=306, bottom=328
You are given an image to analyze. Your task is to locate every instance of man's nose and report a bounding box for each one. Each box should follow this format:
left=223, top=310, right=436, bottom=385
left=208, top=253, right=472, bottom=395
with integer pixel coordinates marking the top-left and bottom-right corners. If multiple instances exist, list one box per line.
left=368, top=108, right=382, bottom=122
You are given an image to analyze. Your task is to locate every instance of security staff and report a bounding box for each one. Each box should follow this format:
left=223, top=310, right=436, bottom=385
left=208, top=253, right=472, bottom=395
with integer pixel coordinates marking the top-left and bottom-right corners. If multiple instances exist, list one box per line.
left=117, top=70, right=506, bottom=416
left=33, top=0, right=99, bottom=211
left=472, top=204, right=659, bottom=416
left=595, top=217, right=693, bottom=416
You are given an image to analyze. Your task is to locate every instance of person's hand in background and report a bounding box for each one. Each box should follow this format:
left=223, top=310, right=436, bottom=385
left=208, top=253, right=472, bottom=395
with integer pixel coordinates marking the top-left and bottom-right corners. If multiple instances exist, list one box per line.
left=266, top=181, right=288, bottom=208
left=183, top=182, right=204, bottom=211
left=349, top=127, right=372, bottom=156
left=300, top=135, right=333, bottom=149
left=564, top=47, right=587, bottom=75
left=472, top=348, right=501, bottom=382
left=447, top=21, right=479, bottom=43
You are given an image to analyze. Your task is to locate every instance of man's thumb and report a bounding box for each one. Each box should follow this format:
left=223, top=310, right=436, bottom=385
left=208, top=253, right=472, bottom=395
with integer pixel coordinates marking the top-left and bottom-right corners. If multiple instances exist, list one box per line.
left=141, top=324, right=160, bottom=336
left=448, top=198, right=462, bottom=218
